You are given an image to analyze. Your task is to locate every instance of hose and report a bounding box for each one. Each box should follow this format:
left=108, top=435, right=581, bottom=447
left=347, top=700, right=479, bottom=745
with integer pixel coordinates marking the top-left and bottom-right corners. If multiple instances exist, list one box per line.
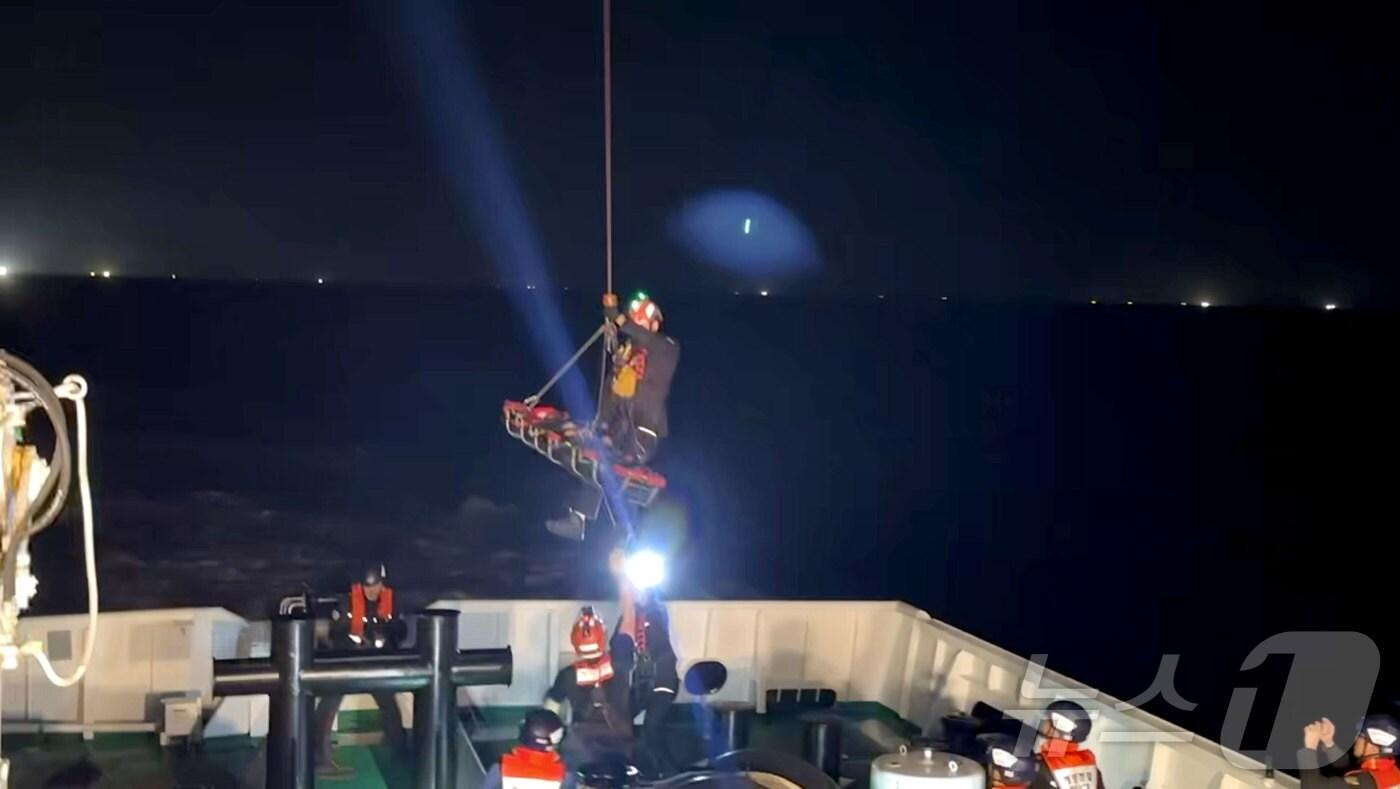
left=0, top=349, right=72, bottom=535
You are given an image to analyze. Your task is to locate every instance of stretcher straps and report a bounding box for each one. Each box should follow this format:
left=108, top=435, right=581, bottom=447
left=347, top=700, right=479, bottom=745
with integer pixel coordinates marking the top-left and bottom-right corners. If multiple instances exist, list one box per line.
left=523, top=320, right=610, bottom=407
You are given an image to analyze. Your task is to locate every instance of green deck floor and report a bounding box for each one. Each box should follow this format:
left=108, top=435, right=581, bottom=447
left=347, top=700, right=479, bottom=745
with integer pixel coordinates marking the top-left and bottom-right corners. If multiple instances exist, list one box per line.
left=2, top=702, right=917, bottom=787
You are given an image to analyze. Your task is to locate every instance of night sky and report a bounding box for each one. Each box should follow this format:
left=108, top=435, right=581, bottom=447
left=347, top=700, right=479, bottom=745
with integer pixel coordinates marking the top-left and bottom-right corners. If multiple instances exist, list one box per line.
left=0, top=1, right=1395, bottom=305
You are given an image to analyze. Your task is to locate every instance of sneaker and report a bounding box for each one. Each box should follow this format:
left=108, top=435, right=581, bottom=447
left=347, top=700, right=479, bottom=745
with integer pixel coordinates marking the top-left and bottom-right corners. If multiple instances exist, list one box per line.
left=546, top=512, right=587, bottom=541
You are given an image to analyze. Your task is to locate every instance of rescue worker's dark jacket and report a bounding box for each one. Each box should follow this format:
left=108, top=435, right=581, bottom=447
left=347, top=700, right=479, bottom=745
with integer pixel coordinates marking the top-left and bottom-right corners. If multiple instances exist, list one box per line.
left=614, top=596, right=679, bottom=700
left=1029, top=741, right=1105, bottom=789
left=545, top=637, right=634, bottom=742
left=1300, top=747, right=1400, bottom=788
left=608, top=316, right=679, bottom=439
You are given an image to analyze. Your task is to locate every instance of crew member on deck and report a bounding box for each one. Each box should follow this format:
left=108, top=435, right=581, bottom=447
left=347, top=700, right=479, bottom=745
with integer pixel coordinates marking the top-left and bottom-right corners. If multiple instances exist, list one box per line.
left=481, top=708, right=577, bottom=789
left=610, top=548, right=680, bottom=777
left=1299, top=714, right=1400, bottom=788
left=547, top=292, right=679, bottom=540
left=545, top=607, right=635, bottom=766
left=1030, top=700, right=1105, bottom=789
left=980, top=733, right=1040, bottom=789
left=314, top=561, right=407, bottom=771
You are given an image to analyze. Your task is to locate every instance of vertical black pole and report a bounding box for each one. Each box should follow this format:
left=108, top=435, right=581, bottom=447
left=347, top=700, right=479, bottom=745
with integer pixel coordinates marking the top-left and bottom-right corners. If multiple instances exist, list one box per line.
left=413, top=610, right=458, bottom=789
left=268, top=614, right=314, bottom=789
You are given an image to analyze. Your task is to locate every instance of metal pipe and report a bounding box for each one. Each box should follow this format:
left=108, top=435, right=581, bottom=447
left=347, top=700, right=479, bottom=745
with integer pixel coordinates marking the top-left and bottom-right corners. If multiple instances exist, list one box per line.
left=213, top=648, right=512, bottom=696
left=267, top=615, right=314, bottom=789
left=450, top=646, right=512, bottom=687
left=414, top=610, right=458, bottom=789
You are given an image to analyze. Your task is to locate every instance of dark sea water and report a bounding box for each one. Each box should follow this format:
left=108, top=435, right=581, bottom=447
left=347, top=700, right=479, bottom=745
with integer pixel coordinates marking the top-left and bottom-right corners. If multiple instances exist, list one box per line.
left=3, top=277, right=1396, bottom=744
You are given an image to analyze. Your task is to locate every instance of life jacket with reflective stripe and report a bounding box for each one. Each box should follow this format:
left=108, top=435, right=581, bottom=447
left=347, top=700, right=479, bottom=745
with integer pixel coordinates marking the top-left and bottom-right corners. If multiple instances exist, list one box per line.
left=349, top=583, right=393, bottom=638
left=501, top=746, right=565, bottom=789
left=575, top=656, right=615, bottom=687
left=1352, top=756, right=1400, bottom=789
left=1039, top=741, right=1100, bottom=789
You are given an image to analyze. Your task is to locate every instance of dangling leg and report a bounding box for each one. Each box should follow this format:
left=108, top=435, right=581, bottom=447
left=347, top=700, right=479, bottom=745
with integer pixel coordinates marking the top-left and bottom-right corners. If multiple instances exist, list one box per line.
left=547, top=482, right=603, bottom=540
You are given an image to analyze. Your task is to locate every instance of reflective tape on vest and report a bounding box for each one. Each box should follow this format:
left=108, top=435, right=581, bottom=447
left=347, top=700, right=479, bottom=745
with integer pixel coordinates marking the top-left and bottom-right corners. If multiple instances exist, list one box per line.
left=502, top=778, right=563, bottom=789
left=1042, top=748, right=1099, bottom=789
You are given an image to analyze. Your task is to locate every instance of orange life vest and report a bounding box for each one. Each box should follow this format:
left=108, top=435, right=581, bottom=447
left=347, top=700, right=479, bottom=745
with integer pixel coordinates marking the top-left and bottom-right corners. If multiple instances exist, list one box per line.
left=1352, top=756, right=1400, bottom=789
left=575, top=655, right=615, bottom=687
left=349, top=583, right=394, bottom=638
left=1040, top=740, right=1100, bottom=789
left=500, top=746, right=566, bottom=788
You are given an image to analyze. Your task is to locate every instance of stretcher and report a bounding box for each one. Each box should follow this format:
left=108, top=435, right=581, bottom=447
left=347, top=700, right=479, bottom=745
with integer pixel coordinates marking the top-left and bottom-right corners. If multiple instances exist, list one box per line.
left=502, top=400, right=666, bottom=508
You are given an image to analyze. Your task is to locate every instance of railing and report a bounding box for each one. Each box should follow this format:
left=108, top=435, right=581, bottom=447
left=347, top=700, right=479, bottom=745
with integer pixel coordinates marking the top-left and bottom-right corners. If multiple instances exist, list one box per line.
left=212, top=609, right=511, bottom=789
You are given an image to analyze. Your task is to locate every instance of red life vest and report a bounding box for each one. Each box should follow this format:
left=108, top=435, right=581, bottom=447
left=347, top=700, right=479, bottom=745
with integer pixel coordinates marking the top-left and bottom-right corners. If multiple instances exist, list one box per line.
left=1351, top=756, right=1400, bottom=789
left=349, top=583, right=393, bottom=639
left=575, top=655, right=615, bottom=687
left=1039, top=740, right=1100, bottom=789
left=500, top=746, right=566, bottom=789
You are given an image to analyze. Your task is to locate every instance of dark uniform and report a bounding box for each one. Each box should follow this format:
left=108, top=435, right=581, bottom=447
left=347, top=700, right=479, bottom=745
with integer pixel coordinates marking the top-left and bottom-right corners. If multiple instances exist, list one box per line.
left=615, top=596, right=679, bottom=776
left=606, top=318, right=679, bottom=460
left=546, top=635, right=635, bottom=767
left=314, top=579, right=406, bottom=767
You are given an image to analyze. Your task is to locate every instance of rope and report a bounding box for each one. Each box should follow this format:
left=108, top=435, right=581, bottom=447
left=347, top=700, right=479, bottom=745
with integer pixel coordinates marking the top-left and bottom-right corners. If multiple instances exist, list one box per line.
left=524, top=321, right=610, bottom=407
left=603, top=0, right=614, bottom=295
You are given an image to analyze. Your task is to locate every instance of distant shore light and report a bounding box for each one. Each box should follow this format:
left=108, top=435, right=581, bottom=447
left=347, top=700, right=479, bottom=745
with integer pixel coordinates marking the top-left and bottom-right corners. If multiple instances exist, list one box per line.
left=316, top=277, right=325, bottom=285
left=1324, top=303, right=1338, bottom=311
left=1179, top=301, right=1187, bottom=306
left=171, top=274, right=177, bottom=280
left=1199, top=301, right=1210, bottom=308
left=759, top=289, right=769, bottom=297
left=940, top=295, right=949, bottom=302
left=89, top=271, right=97, bottom=277
left=1126, top=300, right=1134, bottom=305
left=0, top=266, right=8, bottom=278
left=101, top=270, right=112, bottom=279
left=1090, top=299, right=1098, bottom=305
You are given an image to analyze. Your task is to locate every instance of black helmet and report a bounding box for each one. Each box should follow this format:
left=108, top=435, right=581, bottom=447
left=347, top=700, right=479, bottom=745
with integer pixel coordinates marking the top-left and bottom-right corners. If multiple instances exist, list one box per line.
left=1044, top=700, right=1093, bottom=743
left=362, top=562, right=387, bottom=586
left=1360, top=713, right=1400, bottom=754
left=979, top=733, right=1039, bottom=784
left=519, top=708, right=565, bottom=751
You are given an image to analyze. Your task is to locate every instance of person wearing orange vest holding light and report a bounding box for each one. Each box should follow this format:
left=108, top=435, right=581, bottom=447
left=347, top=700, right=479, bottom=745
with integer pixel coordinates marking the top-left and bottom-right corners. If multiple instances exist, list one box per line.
left=480, top=708, right=577, bottom=789
left=1300, top=713, right=1400, bottom=788
left=314, top=562, right=407, bottom=772
left=1030, top=700, right=1105, bottom=789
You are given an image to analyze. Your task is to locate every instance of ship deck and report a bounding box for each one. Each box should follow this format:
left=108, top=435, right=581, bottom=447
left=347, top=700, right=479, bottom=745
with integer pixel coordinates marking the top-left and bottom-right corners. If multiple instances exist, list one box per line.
left=2, top=702, right=918, bottom=788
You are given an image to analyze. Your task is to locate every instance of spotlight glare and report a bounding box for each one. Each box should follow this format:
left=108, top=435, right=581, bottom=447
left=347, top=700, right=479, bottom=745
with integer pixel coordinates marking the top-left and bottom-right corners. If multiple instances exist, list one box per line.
left=624, top=550, right=666, bottom=591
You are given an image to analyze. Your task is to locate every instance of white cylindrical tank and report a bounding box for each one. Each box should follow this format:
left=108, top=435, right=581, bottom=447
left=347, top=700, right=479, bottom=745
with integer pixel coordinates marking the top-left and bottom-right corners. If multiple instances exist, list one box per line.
left=870, top=747, right=985, bottom=789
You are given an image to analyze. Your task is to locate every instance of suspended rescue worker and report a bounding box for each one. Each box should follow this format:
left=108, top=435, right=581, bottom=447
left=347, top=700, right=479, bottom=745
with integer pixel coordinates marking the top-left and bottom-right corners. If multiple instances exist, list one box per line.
left=480, top=708, right=577, bottom=789
left=979, top=733, right=1040, bottom=789
left=545, top=607, right=635, bottom=765
left=1300, top=714, right=1400, bottom=788
left=1030, top=700, right=1105, bottom=789
left=610, top=548, right=680, bottom=777
left=314, top=562, right=407, bottom=770
left=547, top=292, right=679, bottom=540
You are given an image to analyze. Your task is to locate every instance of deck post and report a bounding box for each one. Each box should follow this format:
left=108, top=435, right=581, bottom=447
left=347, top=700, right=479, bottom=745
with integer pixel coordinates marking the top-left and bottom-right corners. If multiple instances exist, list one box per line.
left=268, top=613, right=314, bottom=789
left=414, top=609, right=458, bottom=789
